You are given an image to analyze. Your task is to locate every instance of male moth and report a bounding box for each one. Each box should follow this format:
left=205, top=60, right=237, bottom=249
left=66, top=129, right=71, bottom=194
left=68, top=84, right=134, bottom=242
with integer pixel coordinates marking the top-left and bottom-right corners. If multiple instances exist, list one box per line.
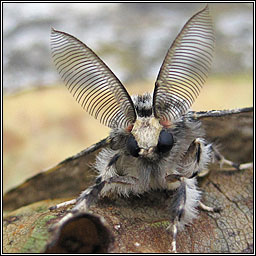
left=3, top=5, right=253, bottom=253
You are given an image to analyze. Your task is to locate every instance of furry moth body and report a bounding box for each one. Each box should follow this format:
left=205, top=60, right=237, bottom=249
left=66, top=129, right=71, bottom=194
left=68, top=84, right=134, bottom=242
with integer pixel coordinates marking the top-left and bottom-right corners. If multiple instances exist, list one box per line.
left=50, top=5, right=245, bottom=252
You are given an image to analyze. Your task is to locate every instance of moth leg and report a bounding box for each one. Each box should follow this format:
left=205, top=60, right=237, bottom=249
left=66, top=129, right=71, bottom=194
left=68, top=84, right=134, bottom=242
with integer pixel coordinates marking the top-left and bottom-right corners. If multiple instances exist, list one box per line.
left=72, top=179, right=106, bottom=212
left=72, top=175, right=138, bottom=212
left=181, top=142, right=223, bottom=214
left=166, top=177, right=200, bottom=253
left=52, top=175, right=138, bottom=212
left=49, top=175, right=138, bottom=212
left=48, top=180, right=106, bottom=230
left=196, top=144, right=253, bottom=178
left=49, top=175, right=139, bottom=229
left=199, top=201, right=221, bottom=213
left=48, top=180, right=105, bottom=212
left=49, top=199, right=76, bottom=210
left=179, top=141, right=223, bottom=213
left=204, top=145, right=253, bottom=174
left=48, top=181, right=104, bottom=212
left=165, top=138, right=211, bottom=252
left=167, top=179, right=186, bottom=253
left=197, top=169, right=210, bottom=177
left=211, top=145, right=241, bottom=169
left=176, top=138, right=211, bottom=179
left=167, top=186, right=186, bottom=253
left=170, top=218, right=178, bottom=253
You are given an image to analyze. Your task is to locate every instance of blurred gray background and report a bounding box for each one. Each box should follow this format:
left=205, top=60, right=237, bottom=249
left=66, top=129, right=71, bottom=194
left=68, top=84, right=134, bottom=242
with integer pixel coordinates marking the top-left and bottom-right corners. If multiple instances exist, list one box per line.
left=3, top=2, right=253, bottom=94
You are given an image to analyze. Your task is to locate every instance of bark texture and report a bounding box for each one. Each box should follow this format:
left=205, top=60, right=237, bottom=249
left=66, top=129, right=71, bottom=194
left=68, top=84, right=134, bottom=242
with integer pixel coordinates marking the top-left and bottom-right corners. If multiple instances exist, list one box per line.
left=3, top=165, right=253, bottom=253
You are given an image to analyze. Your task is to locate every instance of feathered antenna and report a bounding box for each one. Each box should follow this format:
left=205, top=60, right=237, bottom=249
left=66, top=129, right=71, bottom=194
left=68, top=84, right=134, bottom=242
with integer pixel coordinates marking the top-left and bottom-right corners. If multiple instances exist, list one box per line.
left=50, top=28, right=136, bottom=129
left=153, top=5, right=215, bottom=122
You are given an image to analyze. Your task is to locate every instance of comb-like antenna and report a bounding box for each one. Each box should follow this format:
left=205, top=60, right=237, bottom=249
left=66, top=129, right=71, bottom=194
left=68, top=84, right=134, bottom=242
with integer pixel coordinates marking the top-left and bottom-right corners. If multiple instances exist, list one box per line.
left=51, top=28, right=136, bottom=129
left=153, top=5, right=215, bottom=122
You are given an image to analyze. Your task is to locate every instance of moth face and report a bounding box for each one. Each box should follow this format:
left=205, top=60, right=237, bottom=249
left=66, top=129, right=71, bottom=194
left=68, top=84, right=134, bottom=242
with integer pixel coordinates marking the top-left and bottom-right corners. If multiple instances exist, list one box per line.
left=127, top=117, right=174, bottom=159
left=126, top=94, right=175, bottom=159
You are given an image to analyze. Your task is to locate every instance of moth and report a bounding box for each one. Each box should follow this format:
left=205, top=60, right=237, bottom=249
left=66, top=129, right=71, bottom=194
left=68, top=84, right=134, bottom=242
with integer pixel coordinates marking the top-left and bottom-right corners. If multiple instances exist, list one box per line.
left=6, top=4, right=250, bottom=253
left=46, top=5, right=255, bottom=252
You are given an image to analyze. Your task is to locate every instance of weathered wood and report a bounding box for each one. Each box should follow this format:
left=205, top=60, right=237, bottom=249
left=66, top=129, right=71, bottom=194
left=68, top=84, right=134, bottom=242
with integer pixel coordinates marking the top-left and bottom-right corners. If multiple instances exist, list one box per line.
left=3, top=165, right=253, bottom=253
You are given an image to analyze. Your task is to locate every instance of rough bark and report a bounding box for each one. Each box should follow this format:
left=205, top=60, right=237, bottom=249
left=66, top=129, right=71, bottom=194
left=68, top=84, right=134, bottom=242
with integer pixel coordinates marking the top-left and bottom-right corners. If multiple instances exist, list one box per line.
left=3, top=165, right=253, bottom=253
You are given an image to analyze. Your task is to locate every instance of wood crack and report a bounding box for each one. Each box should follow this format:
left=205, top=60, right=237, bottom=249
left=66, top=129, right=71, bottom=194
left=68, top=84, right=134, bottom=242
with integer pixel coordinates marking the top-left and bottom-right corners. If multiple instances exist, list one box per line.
left=209, top=179, right=251, bottom=224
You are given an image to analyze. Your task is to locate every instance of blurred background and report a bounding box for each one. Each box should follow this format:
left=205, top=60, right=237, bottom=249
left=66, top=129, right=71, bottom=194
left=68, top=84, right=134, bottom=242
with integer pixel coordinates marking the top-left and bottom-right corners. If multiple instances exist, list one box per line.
left=3, top=3, right=253, bottom=193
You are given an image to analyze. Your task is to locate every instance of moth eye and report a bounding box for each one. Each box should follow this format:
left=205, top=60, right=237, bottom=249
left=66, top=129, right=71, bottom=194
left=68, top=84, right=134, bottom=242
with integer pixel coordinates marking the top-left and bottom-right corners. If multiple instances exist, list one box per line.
left=127, top=135, right=140, bottom=158
left=157, top=130, right=174, bottom=153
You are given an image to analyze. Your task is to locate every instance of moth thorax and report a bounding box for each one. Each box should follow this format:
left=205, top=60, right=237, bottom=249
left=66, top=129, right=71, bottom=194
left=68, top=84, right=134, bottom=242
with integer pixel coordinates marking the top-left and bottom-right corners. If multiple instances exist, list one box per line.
left=131, top=117, right=162, bottom=149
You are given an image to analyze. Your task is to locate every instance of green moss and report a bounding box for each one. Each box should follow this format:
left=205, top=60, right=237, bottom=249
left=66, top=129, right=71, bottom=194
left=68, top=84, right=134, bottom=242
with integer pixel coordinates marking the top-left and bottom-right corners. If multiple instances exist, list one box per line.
left=149, top=220, right=170, bottom=229
left=35, top=205, right=48, bottom=213
left=20, top=215, right=57, bottom=253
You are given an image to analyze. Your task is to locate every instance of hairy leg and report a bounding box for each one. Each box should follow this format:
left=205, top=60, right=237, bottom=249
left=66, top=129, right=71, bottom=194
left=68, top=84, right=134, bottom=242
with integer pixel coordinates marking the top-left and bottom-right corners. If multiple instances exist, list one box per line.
left=49, top=175, right=139, bottom=230
left=198, top=144, right=253, bottom=177
left=199, top=201, right=221, bottom=213
left=166, top=138, right=224, bottom=252
left=49, top=175, right=138, bottom=211
left=167, top=177, right=200, bottom=253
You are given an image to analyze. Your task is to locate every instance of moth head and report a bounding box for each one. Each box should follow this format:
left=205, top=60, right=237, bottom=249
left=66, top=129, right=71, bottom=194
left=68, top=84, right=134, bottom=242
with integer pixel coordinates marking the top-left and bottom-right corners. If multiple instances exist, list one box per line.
left=127, top=118, right=175, bottom=159
left=126, top=5, right=214, bottom=158
left=125, top=94, right=175, bottom=159
left=51, top=5, right=214, bottom=159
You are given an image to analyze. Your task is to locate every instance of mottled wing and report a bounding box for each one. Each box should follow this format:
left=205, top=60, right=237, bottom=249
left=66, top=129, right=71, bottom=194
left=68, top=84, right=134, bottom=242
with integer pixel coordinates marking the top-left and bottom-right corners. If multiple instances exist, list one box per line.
left=189, top=107, right=253, bottom=162
left=3, top=137, right=110, bottom=211
left=153, top=5, right=215, bottom=121
left=51, top=29, right=136, bottom=129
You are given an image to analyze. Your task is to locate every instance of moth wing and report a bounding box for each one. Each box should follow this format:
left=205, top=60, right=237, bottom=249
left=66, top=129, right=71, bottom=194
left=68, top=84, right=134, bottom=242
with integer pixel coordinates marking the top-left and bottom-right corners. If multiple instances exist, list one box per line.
left=3, top=137, right=110, bottom=211
left=190, top=107, right=253, bottom=162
